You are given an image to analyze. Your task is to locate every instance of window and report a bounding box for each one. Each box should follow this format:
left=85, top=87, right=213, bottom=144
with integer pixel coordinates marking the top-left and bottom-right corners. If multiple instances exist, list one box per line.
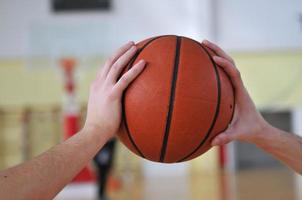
left=52, top=0, right=111, bottom=12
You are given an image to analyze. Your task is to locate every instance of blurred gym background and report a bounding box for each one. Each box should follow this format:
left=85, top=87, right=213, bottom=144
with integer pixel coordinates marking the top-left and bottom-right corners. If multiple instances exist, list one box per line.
left=0, top=0, right=302, bottom=199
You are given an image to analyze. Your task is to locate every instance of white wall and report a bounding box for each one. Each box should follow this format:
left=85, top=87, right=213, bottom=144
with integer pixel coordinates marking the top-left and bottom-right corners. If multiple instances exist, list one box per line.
left=1, top=0, right=301, bottom=59
left=217, top=0, right=302, bottom=50
left=0, top=0, right=211, bottom=58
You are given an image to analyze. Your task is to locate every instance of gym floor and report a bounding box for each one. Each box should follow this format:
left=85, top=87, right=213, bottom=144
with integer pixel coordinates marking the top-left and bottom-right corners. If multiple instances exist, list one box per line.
left=57, top=168, right=299, bottom=200
left=1, top=1, right=302, bottom=200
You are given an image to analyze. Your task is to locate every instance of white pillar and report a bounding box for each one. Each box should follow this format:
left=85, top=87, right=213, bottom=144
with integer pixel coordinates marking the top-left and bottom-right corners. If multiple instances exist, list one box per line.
left=292, top=107, right=302, bottom=136
left=226, top=142, right=237, bottom=172
left=142, top=160, right=190, bottom=200
left=292, top=107, right=302, bottom=200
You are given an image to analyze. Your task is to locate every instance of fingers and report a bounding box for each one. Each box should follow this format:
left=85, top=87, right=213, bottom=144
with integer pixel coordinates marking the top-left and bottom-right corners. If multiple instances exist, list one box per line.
left=211, top=130, right=235, bottom=146
left=229, top=107, right=239, bottom=126
left=106, top=45, right=138, bottom=83
left=111, top=60, right=146, bottom=99
left=212, top=56, right=244, bottom=92
left=202, top=39, right=243, bottom=91
left=202, top=40, right=234, bottom=64
left=97, top=41, right=135, bottom=80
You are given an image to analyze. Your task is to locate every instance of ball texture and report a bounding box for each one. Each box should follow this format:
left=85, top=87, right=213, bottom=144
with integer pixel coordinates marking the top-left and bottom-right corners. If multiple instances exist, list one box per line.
left=118, top=35, right=234, bottom=163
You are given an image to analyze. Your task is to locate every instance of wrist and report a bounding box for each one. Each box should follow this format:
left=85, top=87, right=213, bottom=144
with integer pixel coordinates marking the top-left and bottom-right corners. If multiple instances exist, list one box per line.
left=238, top=116, right=271, bottom=144
left=82, top=124, right=112, bottom=143
left=249, top=121, right=275, bottom=147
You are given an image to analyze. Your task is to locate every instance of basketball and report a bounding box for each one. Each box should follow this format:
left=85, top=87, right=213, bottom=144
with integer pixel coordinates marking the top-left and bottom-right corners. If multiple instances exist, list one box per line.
left=118, top=35, right=235, bottom=163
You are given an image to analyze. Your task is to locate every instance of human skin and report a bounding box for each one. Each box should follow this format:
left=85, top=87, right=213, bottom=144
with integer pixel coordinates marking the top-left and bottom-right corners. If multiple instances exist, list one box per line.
left=0, top=41, right=146, bottom=200
left=0, top=39, right=301, bottom=200
left=203, top=40, right=302, bottom=175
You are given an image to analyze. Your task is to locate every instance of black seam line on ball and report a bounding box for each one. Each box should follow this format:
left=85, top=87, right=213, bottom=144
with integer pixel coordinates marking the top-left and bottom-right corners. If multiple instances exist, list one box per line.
left=159, top=36, right=182, bottom=162
left=122, top=35, right=168, bottom=158
left=200, top=44, right=235, bottom=137
left=177, top=41, right=221, bottom=162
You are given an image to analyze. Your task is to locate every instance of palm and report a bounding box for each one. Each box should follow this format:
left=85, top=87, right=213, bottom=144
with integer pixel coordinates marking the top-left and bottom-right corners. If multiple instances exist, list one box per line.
left=84, top=41, right=146, bottom=139
left=201, top=40, right=267, bottom=146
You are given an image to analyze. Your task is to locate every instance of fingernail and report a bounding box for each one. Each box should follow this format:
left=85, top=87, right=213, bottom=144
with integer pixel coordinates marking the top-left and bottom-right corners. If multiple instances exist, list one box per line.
left=130, top=46, right=137, bottom=51
left=128, top=41, right=135, bottom=45
left=202, top=40, right=209, bottom=44
left=139, top=59, right=146, bottom=64
left=213, top=56, right=220, bottom=61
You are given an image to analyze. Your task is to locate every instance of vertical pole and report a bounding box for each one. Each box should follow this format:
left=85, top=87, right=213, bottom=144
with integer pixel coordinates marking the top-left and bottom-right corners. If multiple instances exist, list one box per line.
left=60, top=58, right=95, bottom=183
left=21, top=107, right=31, bottom=161
left=0, top=109, right=3, bottom=169
left=209, top=0, right=229, bottom=170
left=292, top=107, right=302, bottom=200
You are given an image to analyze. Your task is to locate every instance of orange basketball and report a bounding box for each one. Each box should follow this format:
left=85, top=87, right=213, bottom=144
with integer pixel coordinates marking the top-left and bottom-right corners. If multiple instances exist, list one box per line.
left=118, top=35, right=235, bottom=163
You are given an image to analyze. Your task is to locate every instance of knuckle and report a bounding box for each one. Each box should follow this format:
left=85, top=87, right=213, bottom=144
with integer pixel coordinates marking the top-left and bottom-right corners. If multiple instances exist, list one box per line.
left=108, top=56, right=115, bottom=63
left=107, top=90, right=116, bottom=100
left=217, top=58, right=227, bottom=66
left=212, top=44, right=220, bottom=52
left=120, top=76, right=129, bottom=85
left=131, top=67, right=139, bottom=74
left=105, top=56, right=114, bottom=66
left=230, top=58, right=236, bottom=65
left=233, top=68, right=241, bottom=78
left=112, top=62, right=122, bottom=71
left=221, top=59, right=228, bottom=65
left=213, top=45, right=220, bottom=51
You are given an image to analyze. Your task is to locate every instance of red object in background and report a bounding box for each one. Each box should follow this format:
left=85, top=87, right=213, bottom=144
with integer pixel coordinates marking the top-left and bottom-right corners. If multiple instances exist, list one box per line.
left=64, top=115, right=95, bottom=182
left=63, top=115, right=78, bottom=138
left=107, top=176, right=122, bottom=192
left=219, top=145, right=226, bottom=169
left=61, top=58, right=95, bottom=183
left=74, top=167, right=95, bottom=182
left=60, top=59, right=76, bottom=93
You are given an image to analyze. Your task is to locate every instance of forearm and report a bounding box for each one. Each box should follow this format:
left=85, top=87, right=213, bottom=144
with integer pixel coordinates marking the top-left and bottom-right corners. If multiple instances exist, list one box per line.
left=253, top=125, right=302, bottom=175
left=202, top=40, right=302, bottom=175
left=0, top=126, right=109, bottom=200
left=0, top=41, right=142, bottom=200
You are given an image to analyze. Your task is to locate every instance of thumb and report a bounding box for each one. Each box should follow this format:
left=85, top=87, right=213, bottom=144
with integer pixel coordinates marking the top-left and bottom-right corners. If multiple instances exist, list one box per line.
left=211, top=129, right=236, bottom=146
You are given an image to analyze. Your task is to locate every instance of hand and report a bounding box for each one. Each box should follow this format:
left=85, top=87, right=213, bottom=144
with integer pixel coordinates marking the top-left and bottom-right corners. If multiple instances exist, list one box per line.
left=201, top=40, right=270, bottom=146
left=84, top=41, right=146, bottom=139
